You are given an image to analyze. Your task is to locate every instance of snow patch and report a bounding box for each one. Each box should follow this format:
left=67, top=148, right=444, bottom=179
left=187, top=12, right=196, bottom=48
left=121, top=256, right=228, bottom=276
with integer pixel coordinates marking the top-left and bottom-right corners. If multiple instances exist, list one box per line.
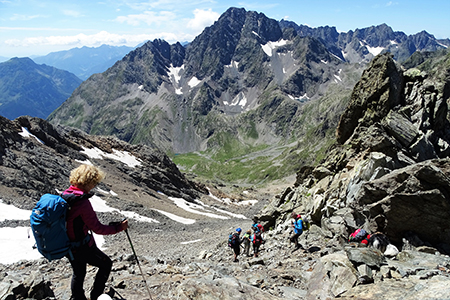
left=0, top=199, right=32, bottom=221
left=168, top=64, right=185, bottom=94
left=19, top=127, right=44, bottom=144
left=153, top=209, right=196, bottom=224
left=252, top=31, right=261, bottom=38
left=138, top=85, right=144, bottom=90
left=366, top=45, right=385, bottom=56
left=225, top=60, right=239, bottom=69
left=224, top=92, right=247, bottom=107
left=0, top=227, right=46, bottom=264
left=168, top=64, right=184, bottom=85
left=207, top=190, right=257, bottom=208
left=80, top=146, right=142, bottom=168
left=288, top=94, right=309, bottom=102
left=334, top=74, right=342, bottom=82
left=188, top=77, right=201, bottom=88
left=195, top=199, right=247, bottom=219
left=89, top=195, right=160, bottom=224
left=236, top=200, right=259, bottom=206
left=180, top=239, right=202, bottom=245
left=169, top=197, right=229, bottom=219
left=261, top=39, right=288, bottom=57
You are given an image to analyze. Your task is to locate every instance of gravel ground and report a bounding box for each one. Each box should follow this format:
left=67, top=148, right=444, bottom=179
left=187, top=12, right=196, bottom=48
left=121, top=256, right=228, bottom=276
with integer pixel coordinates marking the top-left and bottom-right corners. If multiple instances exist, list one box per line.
left=86, top=176, right=293, bottom=264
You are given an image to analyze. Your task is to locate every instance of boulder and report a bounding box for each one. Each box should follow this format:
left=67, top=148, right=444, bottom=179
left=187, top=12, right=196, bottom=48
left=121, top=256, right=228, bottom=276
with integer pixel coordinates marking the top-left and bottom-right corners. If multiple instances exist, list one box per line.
left=306, top=251, right=358, bottom=299
left=355, top=158, right=450, bottom=245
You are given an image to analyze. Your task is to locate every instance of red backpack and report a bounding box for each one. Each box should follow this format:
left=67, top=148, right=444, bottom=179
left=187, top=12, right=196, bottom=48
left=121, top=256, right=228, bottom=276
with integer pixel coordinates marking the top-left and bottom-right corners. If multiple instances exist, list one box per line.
left=253, top=232, right=263, bottom=246
left=349, top=228, right=368, bottom=242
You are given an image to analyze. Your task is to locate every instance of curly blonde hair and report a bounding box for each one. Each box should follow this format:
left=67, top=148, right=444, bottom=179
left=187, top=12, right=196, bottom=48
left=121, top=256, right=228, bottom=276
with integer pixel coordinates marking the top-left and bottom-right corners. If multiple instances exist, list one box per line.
left=69, top=164, right=105, bottom=188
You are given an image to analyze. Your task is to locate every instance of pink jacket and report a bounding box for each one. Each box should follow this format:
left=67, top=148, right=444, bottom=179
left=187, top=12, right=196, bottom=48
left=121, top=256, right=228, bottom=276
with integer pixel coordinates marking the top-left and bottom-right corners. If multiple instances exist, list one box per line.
left=63, top=186, right=122, bottom=247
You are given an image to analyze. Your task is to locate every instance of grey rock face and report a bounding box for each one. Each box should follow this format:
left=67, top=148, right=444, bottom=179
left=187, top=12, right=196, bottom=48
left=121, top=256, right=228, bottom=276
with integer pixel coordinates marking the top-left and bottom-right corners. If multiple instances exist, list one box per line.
left=254, top=51, right=450, bottom=298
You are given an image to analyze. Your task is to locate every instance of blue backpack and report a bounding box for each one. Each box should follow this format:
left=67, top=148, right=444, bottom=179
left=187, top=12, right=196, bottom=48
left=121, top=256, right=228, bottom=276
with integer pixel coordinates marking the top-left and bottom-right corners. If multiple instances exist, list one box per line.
left=228, top=233, right=239, bottom=248
left=30, top=194, right=73, bottom=261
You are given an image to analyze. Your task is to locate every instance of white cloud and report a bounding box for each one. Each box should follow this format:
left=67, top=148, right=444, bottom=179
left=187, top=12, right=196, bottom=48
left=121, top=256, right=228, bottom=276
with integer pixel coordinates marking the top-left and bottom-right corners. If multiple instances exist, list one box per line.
left=386, top=1, right=398, bottom=6
left=4, top=30, right=186, bottom=48
left=115, top=10, right=176, bottom=26
left=9, top=14, right=42, bottom=21
left=62, top=9, right=83, bottom=18
left=187, top=8, right=220, bottom=32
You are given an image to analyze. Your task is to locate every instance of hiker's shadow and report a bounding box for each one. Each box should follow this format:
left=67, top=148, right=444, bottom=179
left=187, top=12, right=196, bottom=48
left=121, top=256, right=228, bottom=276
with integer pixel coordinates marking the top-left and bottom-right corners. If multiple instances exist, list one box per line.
left=306, top=246, right=321, bottom=253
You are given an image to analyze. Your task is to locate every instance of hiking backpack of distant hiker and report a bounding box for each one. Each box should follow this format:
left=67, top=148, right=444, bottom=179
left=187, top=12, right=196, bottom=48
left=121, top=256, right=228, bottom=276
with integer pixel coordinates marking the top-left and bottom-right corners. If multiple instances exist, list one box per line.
left=253, top=231, right=263, bottom=246
left=252, top=223, right=264, bottom=233
left=348, top=228, right=368, bottom=243
left=302, top=217, right=311, bottom=231
left=228, top=233, right=238, bottom=248
left=30, top=193, right=75, bottom=261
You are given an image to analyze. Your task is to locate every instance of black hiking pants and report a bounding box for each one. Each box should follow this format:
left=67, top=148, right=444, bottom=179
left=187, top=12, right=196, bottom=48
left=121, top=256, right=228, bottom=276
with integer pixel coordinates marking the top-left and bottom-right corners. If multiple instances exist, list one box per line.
left=69, top=244, right=112, bottom=300
left=290, top=232, right=301, bottom=248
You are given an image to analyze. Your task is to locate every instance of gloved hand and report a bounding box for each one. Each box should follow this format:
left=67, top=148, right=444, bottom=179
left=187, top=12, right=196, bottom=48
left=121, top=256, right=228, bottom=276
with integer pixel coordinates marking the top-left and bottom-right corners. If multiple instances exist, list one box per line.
left=109, top=219, right=128, bottom=231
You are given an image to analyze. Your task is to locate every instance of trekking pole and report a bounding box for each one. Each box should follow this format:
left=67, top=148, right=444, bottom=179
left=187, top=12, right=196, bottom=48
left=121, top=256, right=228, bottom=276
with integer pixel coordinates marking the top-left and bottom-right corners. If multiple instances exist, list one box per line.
left=124, top=229, right=154, bottom=300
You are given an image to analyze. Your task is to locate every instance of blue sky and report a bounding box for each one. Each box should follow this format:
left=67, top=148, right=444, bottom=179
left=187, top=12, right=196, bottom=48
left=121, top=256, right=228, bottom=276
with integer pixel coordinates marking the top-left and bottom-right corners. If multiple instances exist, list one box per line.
left=0, top=0, right=449, bottom=58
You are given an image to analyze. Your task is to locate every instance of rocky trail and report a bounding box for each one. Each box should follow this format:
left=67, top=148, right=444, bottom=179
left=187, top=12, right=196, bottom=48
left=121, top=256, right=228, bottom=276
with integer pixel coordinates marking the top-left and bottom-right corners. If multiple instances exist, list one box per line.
left=2, top=190, right=450, bottom=300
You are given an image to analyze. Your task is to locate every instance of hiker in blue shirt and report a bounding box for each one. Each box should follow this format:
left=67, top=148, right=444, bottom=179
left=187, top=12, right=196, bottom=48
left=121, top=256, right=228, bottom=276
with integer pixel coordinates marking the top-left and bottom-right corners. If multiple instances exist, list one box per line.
left=290, top=212, right=303, bottom=251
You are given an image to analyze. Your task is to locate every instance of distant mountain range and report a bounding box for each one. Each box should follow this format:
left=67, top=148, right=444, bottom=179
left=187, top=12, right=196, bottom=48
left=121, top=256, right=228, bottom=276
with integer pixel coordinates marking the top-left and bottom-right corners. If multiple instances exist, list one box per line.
left=33, top=44, right=136, bottom=80
left=3, top=7, right=450, bottom=182
left=0, top=57, right=82, bottom=120
left=279, top=21, right=450, bottom=63
left=46, top=7, right=449, bottom=182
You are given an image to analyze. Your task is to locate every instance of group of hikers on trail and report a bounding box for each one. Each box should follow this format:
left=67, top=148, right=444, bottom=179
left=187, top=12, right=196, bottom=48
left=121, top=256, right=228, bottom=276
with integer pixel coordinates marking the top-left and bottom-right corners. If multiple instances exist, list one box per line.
left=228, top=219, right=265, bottom=262
left=229, top=212, right=311, bottom=262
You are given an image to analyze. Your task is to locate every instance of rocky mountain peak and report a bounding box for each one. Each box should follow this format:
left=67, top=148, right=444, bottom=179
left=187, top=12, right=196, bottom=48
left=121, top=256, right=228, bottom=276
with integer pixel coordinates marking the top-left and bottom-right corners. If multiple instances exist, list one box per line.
left=336, top=53, right=404, bottom=144
left=48, top=6, right=354, bottom=164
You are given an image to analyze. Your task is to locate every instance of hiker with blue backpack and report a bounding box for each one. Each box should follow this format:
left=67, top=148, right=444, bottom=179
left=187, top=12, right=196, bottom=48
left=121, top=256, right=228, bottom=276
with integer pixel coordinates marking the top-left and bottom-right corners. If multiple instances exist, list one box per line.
left=229, top=228, right=242, bottom=262
left=290, top=212, right=304, bottom=251
left=63, top=164, right=128, bottom=300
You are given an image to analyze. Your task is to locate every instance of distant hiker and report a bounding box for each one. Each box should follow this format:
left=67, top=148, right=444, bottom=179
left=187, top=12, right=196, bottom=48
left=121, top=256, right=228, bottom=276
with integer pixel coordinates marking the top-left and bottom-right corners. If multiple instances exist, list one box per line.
left=290, top=212, right=304, bottom=251
left=252, top=229, right=263, bottom=257
left=63, top=164, right=128, bottom=300
left=229, top=228, right=242, bottom=262
left=251, top=217, right=265, bottom=234
left=242, top=230, right=252, bottom=257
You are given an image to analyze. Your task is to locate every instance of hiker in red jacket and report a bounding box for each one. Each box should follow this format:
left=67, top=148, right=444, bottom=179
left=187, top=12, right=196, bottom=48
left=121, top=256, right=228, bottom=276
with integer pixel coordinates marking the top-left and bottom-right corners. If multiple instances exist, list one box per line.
left=63, top=164, right=128, bottom=300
